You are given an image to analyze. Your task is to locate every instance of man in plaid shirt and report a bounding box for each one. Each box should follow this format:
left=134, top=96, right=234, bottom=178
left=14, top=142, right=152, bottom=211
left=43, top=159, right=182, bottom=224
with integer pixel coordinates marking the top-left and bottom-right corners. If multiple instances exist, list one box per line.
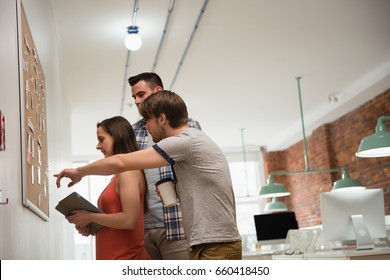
left=129, top=72, right=201, bottom=259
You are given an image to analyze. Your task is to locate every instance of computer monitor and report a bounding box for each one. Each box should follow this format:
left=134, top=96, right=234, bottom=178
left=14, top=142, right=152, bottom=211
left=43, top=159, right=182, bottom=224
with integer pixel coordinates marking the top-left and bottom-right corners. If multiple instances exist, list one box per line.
left=254, top=211, right=299, bottom=245
left=320, top=188, right=387, bottom=250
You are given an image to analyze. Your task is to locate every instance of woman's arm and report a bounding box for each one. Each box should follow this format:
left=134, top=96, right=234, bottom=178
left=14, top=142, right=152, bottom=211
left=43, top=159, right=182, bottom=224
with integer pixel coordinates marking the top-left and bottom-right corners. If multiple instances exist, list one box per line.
left=66, top=170, right=144, bottom=229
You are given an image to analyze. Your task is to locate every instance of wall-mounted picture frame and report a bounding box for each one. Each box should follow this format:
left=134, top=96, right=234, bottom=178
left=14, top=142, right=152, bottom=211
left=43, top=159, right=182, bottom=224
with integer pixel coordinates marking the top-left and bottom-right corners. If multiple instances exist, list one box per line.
left=17, top=0, right=49, bottom=221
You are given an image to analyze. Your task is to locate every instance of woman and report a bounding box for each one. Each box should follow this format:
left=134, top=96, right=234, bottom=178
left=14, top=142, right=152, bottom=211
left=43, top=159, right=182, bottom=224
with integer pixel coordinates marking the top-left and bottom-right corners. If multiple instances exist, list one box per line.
left=66, top=116, right=149, bottom=260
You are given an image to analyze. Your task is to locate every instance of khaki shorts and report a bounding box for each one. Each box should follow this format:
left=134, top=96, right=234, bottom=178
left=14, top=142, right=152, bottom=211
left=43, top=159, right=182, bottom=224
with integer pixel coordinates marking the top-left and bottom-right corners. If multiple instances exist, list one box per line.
left=190, top=241, right=242, bottom=260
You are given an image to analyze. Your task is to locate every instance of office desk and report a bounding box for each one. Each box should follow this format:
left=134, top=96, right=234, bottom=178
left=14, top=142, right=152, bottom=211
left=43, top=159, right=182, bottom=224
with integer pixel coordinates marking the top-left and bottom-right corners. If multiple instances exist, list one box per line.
left=242, top=245, right=390, bottom=260
left=243, top=225, right=390, bottom=260
left=272, top=247, right=390, bottom=260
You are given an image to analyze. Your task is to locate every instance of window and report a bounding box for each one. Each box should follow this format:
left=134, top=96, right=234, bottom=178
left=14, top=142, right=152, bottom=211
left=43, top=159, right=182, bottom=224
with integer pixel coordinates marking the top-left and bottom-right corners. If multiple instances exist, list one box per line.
left=224, top=145, right=268, bottom=254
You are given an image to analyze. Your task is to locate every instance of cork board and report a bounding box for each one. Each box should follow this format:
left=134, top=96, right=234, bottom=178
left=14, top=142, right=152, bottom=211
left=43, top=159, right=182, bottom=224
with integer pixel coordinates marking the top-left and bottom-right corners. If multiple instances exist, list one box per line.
left=19, top=3, right=49, bottom=221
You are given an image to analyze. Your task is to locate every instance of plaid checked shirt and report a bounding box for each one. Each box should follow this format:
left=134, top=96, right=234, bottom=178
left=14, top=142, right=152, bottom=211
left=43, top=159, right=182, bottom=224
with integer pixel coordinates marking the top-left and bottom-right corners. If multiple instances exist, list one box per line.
left=132, top=118, right=202, bottom=241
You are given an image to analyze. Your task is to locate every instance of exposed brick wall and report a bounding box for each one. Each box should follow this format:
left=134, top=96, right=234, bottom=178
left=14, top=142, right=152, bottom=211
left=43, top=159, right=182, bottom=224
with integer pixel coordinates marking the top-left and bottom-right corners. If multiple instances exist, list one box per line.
left=263, top=89, right=390, bottom=228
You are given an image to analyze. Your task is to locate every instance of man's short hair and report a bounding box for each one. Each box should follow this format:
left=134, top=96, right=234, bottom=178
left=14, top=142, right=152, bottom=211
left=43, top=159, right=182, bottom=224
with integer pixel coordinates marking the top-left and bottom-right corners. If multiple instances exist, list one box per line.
left=139, top=90, right=189, bottom=128
left=128, top=72, right=164, bottom=89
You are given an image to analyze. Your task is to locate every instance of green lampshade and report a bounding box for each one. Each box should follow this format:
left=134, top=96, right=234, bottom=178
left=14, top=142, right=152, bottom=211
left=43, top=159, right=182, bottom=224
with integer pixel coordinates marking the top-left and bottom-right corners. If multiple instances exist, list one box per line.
left=259, top=176, right=291, bottom=198
left=264, top=197, right=287, bottom=212
left=332, top=171, right=365, bottom=191
left=356, top=116, right=390, bottom=158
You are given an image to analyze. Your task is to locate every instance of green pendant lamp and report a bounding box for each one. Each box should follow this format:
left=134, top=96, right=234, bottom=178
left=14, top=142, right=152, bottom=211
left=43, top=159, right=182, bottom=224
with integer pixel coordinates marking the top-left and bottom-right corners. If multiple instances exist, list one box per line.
left=332, top=170, right=365, bottom=191
left=259, top=176, right=291, bottom=198
left=264, top=197, right=288, bottom=212
left=356, top=116, right=390, bottom=158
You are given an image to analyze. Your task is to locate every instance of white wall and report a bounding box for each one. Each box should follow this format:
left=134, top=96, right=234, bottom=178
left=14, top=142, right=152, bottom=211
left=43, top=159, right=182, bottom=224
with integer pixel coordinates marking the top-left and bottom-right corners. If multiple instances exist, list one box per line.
left=0, top=0, right=74, bottom=259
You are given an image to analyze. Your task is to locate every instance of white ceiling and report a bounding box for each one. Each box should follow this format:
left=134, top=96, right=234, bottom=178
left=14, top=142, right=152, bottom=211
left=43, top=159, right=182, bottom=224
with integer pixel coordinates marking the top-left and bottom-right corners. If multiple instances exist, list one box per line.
left=50, top=0, right=390, bottom=158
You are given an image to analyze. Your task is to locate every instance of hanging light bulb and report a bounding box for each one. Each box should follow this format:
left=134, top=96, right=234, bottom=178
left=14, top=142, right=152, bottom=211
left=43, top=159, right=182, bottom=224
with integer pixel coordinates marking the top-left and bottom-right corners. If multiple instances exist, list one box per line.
left=124, top=26, right=142, bottom=51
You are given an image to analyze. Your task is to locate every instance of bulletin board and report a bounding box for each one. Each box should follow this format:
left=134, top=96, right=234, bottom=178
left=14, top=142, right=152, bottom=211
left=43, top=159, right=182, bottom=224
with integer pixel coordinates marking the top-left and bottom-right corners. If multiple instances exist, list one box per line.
left=18, top=2, right=49, bottom=221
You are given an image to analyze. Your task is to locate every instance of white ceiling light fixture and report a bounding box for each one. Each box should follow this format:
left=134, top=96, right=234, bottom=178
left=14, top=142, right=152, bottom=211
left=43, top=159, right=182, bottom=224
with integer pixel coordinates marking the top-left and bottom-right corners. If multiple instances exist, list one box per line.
left=124, top=0, right=142, bottom=51
left=124, top=26, right=142, bottom=51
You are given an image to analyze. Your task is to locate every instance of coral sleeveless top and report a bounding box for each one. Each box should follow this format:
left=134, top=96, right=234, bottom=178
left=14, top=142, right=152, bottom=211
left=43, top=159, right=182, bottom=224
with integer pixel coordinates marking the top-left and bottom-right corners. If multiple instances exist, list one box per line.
left=95, top=174, right=149, bottom=260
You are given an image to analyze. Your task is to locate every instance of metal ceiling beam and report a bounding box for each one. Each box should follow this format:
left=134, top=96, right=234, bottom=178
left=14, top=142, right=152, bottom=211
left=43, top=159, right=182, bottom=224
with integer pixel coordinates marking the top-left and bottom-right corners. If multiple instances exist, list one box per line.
left=169, top=0, right=209, bottom=89
left=152, top=0, right=176, bottom=72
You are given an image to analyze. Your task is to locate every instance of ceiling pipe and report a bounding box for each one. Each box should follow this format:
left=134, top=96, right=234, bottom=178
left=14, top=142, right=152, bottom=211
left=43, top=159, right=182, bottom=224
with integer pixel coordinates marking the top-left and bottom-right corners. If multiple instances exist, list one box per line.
left=120, top=49, right=131, bottom=115
left=131, top=0, right=140, bottom=27
left=169, top=0, right=209, bottom=89
left=152, top=0, right=175, bottom=72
